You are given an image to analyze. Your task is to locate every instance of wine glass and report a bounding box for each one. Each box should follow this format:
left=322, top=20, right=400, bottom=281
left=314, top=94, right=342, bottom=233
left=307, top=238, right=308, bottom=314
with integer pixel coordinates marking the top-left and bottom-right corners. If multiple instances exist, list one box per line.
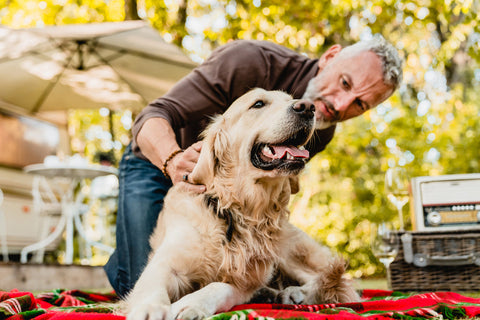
left=385, top=167, right=409, bottom=231
left=371, top=222, right=399, bottom=289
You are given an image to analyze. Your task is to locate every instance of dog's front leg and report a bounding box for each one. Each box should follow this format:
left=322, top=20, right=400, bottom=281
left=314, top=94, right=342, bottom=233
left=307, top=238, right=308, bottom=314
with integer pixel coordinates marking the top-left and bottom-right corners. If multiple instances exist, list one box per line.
left=125, top=249, right=174, bottom=320
left=170, top=282, right=251, bottom=320
left=276, top=224, right=360, bottom=304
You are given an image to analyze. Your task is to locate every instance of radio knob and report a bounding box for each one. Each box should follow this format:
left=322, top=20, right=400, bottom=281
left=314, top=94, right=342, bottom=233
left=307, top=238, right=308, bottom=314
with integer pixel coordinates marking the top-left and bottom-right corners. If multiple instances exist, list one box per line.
left=427, top=211, right=442, bottom=226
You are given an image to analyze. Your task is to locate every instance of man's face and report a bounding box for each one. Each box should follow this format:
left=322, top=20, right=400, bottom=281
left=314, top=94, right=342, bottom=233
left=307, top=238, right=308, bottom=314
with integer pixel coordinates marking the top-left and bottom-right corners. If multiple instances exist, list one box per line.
left=303, top=49, right=394, bottom=130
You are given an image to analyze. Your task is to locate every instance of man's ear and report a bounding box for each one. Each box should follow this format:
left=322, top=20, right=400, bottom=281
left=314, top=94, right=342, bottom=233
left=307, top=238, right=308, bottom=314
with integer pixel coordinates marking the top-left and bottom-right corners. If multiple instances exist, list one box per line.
left=318, top=44, right=342, bottom=70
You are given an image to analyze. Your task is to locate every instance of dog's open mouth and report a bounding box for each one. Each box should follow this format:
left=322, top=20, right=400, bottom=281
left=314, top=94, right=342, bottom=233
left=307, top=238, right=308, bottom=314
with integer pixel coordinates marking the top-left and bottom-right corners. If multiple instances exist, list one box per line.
left=251, top=132, right=311, bottom=172
left=260, top=145, right=309, bottom=161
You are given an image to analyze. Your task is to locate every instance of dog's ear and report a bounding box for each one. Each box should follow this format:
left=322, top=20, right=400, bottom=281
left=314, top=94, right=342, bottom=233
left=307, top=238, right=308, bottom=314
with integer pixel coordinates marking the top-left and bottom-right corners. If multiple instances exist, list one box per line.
left=190, top=116, right=230, bottom=187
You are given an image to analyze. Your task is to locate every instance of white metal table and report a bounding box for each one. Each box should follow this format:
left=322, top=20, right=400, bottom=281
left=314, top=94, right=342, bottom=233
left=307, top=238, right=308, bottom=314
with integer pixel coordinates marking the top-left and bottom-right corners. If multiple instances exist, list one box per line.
left=21, top=163, right=118, bottom=264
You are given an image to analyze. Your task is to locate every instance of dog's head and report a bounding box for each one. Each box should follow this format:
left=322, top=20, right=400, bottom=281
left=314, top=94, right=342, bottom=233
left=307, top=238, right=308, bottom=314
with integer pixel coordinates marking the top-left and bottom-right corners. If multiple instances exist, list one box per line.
left=191, top=88, right=316, bottom=188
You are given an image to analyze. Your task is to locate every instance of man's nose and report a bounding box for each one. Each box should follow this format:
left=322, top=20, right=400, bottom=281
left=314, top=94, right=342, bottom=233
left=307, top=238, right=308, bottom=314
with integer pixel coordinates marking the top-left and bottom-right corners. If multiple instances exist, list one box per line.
left=334, top=93, right=356, bottom=113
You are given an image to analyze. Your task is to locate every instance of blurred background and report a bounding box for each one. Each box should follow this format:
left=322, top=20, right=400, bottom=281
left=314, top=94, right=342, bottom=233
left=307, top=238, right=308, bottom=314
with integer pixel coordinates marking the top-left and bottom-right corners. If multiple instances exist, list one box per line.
left=0, top=0, right=478, bottom=280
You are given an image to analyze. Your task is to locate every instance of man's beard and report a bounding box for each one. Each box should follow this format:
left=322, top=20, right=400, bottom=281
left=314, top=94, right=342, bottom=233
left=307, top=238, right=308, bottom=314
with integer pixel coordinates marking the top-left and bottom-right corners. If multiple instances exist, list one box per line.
left=302, top=76, right=337, bottom=130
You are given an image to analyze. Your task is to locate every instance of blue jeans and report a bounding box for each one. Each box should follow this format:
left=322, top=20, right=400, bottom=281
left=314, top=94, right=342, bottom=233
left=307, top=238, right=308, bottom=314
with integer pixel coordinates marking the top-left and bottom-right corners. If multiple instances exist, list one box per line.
left=104, top=143, right=172, bottom=297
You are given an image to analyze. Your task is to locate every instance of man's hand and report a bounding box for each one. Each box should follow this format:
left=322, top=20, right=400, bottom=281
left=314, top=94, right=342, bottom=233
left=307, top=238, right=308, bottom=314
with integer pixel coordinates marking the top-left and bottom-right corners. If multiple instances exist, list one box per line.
left=167, top=141, right=206, bottom=193
left=136, top=118, right=205, bottom=193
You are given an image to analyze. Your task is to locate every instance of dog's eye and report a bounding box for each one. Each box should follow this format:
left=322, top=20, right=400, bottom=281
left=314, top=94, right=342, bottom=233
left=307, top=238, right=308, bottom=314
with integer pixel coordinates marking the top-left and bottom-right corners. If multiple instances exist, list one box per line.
left=251, top=100, right=266, bottom=109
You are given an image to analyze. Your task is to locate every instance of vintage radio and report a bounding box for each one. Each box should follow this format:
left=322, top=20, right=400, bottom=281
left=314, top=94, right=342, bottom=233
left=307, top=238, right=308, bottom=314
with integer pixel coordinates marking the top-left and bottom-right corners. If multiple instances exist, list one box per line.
left=411, top=173, right=480, bottom=231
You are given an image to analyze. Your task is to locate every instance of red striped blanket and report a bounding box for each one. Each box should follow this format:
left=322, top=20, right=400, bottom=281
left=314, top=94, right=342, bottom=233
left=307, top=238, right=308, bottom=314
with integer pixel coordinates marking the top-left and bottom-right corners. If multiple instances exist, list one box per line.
left=1, top=288, right=480, bottom=319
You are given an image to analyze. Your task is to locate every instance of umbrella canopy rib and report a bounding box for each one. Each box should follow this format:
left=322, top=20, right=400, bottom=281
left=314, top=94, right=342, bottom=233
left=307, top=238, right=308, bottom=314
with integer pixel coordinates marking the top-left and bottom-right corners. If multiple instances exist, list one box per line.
left=31, top=51, right=73, bottom=113
left=89, top=44, right=149, bottom=106
left=95, top=42, right=196, bottom=69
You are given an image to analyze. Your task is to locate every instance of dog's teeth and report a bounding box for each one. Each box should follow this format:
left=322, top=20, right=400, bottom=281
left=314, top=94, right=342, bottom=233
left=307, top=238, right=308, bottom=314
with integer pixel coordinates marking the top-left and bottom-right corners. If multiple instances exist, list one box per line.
left=262, top=145, right=273, bottom=156
left=286, top=153, right=294, bottom=160
left=299, top=146, right=305, bottom=151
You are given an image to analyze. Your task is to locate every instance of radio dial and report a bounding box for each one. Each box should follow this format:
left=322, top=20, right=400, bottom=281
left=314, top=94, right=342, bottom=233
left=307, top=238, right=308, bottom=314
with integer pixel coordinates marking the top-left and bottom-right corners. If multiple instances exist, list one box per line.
left=427, top=211, right=442, bottom=226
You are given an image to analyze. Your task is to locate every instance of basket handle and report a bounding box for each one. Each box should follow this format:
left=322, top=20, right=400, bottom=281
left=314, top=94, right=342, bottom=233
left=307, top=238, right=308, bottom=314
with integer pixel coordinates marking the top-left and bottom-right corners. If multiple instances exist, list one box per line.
left=412, top=253, right=480, bottom=267
left=401, top=232, right=480, bottom=267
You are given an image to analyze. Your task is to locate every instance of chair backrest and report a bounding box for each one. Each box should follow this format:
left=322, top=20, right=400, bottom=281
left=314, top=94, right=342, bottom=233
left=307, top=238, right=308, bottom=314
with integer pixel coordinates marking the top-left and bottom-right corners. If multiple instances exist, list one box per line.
left=31, top=176, right=62, bottom=215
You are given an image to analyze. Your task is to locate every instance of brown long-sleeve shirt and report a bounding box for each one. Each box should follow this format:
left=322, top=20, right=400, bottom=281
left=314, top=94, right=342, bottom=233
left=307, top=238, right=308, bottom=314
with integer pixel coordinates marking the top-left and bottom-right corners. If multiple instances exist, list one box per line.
left=132, top=40, right=336, bottom=160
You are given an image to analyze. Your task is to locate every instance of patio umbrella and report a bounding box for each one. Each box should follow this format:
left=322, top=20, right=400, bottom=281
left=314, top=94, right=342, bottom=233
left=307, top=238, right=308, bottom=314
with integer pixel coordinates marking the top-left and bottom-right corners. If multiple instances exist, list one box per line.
left=0, top=20, right=197, bottom=115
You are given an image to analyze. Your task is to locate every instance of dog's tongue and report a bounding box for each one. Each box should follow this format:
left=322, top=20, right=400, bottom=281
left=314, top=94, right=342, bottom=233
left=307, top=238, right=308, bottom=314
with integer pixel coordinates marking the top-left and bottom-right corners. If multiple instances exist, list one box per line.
left=270, top=145, right=309, bottom=159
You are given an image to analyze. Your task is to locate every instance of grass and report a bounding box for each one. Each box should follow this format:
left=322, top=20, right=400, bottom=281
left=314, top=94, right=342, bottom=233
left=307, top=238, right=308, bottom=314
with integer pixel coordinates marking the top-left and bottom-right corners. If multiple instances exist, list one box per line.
left=357, top=277, right=388, bottom=290
left=358, top=277, right=480, bottom=298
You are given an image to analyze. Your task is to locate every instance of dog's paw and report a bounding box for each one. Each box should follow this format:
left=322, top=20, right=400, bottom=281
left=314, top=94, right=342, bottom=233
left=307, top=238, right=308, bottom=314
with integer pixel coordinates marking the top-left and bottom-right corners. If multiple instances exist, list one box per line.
left=278, top=286, right=307, bottom=304
left=248, top=287, right=280, bottom=303
left=174, top=306, right=208, bottom=320
left=127, top=303, right=171, bottom=320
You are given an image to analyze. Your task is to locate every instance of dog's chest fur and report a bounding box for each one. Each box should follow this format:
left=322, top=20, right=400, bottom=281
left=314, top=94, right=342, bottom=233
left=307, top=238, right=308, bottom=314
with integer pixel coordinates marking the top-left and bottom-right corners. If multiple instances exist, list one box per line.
left=151, top=186, right=289, bottom=299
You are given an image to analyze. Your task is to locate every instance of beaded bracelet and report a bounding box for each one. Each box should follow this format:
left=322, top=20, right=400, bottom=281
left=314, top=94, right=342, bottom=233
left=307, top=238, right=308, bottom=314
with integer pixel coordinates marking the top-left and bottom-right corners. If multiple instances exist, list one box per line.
left=161, top=149, right=183, bottom=180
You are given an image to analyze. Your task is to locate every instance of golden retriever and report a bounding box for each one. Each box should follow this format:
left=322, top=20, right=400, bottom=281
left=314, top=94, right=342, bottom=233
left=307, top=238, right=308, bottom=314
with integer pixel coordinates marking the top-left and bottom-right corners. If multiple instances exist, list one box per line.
left=123, top=88, right=359, bottom=320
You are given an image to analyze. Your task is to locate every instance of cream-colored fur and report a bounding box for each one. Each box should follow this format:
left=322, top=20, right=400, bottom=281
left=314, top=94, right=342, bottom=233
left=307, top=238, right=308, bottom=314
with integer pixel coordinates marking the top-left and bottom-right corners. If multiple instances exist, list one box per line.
left=123, top=88, right=359, bottom=320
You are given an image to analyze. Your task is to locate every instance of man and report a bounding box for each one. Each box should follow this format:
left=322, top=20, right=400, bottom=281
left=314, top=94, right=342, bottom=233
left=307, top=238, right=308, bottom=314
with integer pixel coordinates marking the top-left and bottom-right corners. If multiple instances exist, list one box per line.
left=104, top=36, right=403, bottom=297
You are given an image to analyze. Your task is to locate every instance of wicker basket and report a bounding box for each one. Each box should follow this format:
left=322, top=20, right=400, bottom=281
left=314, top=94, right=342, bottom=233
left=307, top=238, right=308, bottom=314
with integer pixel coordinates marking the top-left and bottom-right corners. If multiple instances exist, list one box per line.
left=390, top=230, right=480, bottom=292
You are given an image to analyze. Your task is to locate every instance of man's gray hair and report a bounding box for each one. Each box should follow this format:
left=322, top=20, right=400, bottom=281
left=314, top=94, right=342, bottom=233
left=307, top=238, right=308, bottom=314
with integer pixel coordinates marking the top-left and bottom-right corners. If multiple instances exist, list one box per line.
left=339, top=35, right=403, bottom=89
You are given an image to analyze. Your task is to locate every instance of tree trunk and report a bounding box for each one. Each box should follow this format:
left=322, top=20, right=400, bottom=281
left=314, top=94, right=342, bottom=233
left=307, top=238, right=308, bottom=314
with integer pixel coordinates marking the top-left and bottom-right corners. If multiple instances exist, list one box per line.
left=124, top=0, right=140, bottom=20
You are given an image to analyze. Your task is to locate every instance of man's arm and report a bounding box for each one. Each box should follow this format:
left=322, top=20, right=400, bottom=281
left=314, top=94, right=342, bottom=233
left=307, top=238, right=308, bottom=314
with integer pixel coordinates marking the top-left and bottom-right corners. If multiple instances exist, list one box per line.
left=136, top=117, right=205, bottom=193
left=132, top=41, right=269, bottom=154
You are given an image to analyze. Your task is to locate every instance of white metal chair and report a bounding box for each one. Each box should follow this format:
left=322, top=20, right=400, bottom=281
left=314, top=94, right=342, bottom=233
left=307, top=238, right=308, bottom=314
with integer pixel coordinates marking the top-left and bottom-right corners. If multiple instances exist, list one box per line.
left=21, top=175, right=117, bottom=264
left=20, top=176, right=63, bottom=263
left=0, top=188, right=8, bottom=262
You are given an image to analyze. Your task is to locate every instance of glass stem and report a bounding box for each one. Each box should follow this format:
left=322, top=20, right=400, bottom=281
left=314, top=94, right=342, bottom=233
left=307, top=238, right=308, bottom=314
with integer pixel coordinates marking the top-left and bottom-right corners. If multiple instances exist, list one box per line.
left=385, top=263, right=393, bottom=290
left=396, top=205, right=404, bottom=231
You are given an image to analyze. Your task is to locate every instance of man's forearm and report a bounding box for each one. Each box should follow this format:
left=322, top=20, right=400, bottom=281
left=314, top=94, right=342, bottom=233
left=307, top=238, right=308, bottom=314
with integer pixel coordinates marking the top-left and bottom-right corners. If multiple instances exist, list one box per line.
left=136, top=117, right=182, bottom=170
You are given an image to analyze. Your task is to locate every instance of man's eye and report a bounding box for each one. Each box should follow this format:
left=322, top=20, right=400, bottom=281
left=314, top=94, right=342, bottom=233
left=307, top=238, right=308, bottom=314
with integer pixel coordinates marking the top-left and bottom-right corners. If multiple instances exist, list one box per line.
left=355, top=99, right=367, bottom=111
left=342, top=78, right=350, bottom=89
left=251, top=100, right=265, bottom=109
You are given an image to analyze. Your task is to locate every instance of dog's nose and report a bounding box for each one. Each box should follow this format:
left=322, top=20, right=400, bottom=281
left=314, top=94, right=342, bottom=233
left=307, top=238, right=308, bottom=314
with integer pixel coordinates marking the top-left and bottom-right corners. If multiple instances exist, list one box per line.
left=292, top=100, right=315, bottom=118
